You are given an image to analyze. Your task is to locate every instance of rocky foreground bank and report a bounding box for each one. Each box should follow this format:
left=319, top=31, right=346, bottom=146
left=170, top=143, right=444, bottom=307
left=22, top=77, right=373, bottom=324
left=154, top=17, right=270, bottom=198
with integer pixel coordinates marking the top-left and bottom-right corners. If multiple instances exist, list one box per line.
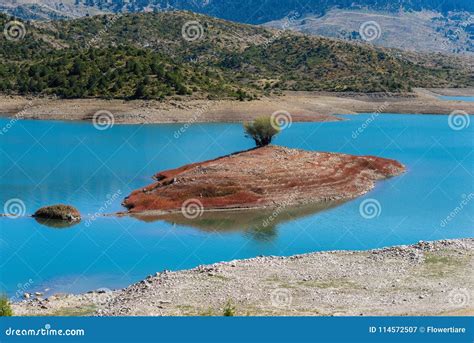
left=123, top=145, right=405, bottom=214
left=12, top=239, right=473, bottom=316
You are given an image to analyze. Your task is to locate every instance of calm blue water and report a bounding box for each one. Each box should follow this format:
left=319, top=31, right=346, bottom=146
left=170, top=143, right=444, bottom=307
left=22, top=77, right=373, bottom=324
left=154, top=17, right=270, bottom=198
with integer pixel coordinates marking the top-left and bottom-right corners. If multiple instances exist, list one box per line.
left=438, top=95, right=474, bottom=102
left=1, top=114, right=473, bottom=297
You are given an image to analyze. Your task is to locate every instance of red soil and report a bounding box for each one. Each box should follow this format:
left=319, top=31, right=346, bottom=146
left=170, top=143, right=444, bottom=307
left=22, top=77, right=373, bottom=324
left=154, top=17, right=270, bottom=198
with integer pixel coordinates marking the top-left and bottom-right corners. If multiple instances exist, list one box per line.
left=123, top=146, right=405, bottom=214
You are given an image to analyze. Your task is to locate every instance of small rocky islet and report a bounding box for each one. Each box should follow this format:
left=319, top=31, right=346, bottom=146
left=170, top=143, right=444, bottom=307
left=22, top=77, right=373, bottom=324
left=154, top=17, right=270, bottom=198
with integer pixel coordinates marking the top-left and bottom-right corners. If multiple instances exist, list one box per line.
left=33, top=204, right=81, bottom=223
left=123, top=145, right=406, bottom=214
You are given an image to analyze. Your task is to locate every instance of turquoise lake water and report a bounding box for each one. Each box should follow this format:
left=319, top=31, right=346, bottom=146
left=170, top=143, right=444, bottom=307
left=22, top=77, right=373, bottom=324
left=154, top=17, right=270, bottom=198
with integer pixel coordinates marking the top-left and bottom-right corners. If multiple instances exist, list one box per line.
left=438, top=95, right=474, bottom=102
left=1, top=114, right=473, bottom=297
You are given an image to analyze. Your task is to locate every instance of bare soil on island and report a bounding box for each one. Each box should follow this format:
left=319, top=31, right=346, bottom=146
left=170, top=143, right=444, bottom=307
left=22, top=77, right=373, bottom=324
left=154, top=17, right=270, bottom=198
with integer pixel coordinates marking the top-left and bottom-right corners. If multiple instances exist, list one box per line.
left=1, top=89, right=472, bottom=124
left=12, top=239, right=473, bottom=316
left=123, top=146, right=405, bottom=214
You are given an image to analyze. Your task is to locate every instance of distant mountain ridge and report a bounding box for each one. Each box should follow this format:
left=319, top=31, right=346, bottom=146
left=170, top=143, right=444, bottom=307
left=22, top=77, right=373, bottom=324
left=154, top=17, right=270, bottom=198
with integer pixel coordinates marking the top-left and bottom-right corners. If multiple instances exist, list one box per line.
left=0, top=0, right=103, bottom=20
left=1, top=0, right=473, bottom=23
left=57, top=0, right=474, bottom=24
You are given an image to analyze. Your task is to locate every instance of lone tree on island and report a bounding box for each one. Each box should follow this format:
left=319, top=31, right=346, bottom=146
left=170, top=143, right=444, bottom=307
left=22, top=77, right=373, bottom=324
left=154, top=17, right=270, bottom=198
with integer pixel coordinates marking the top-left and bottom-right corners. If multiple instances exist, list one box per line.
left=244, top=116, right=280, bottom=147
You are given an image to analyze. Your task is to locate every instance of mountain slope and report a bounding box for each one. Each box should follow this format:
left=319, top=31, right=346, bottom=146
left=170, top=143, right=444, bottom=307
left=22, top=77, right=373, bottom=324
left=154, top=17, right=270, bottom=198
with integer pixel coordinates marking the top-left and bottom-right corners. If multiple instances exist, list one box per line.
left=2, top=0, right=472, bottom=56
left=0, top=0, right=105, bottom=20
left=266, top=9, right=473, bottom=55
left=97, top=0, right=474, bottom=24
left=0, top=11, right=472, bottom=101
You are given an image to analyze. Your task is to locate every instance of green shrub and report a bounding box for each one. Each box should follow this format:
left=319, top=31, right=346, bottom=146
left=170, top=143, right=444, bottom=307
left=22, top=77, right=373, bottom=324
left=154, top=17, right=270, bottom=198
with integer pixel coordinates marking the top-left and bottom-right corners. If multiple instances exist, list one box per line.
left=0, top=295, right=13, bottom=316
left=223, top=300, right=236, bottom=317
left=244, top=116, right=280, bottom=147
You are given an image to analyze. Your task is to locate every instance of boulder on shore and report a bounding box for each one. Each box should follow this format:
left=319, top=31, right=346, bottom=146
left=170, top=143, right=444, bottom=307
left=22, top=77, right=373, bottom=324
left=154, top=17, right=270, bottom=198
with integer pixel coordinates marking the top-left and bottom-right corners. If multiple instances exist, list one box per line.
left=123, top=145, right=405, bottom=214
left=33, top=205, right=81, bottom=223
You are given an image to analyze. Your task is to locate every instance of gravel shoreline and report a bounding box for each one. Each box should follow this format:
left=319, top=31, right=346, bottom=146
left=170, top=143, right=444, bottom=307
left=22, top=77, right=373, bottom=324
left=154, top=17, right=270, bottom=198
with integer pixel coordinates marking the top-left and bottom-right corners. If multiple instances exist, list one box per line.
left=12, top=239, right=473, bottom=317
left=1, top=89, right=472, bottom=124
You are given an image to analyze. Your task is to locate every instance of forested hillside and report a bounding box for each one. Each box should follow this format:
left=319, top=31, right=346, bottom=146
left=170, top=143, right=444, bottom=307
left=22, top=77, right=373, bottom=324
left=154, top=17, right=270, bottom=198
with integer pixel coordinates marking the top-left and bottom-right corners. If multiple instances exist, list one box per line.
left=0, top=11, right=471, bottom=100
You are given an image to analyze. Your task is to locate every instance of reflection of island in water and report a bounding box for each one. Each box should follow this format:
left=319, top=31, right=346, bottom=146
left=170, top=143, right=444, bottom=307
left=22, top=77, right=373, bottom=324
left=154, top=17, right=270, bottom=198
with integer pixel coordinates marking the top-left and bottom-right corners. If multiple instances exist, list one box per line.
left=133, top=200, right=343, bottom=242
left=35, top=217, right=80, bottom=229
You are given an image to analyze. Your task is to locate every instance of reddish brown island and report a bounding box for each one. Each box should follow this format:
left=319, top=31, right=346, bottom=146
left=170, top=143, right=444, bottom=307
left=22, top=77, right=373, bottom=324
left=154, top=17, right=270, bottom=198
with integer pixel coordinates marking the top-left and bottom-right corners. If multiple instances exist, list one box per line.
left=123, top=146, right=405, bottom=214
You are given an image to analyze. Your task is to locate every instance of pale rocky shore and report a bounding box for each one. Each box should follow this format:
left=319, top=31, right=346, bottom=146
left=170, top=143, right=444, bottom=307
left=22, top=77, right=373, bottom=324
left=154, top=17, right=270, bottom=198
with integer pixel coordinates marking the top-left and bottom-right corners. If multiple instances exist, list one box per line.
left=1, top=88, right=472, bottom=124
left=12, top=239, right=473, bottom=316
left=426, top=88, right=474, bottom=97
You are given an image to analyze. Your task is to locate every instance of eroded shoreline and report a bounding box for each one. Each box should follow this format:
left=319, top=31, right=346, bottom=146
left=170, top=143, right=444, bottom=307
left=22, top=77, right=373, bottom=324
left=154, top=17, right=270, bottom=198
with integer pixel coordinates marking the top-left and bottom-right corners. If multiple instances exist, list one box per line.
left=12, top=239, right=473, bottom=316
left=1, top=88, right=473, bottom=124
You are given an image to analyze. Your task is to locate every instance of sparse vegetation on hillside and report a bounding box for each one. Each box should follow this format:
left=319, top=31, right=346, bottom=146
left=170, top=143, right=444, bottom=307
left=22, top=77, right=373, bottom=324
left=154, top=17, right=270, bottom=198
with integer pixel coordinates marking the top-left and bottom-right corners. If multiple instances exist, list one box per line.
left=0, top=11, right=472, bottom=100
